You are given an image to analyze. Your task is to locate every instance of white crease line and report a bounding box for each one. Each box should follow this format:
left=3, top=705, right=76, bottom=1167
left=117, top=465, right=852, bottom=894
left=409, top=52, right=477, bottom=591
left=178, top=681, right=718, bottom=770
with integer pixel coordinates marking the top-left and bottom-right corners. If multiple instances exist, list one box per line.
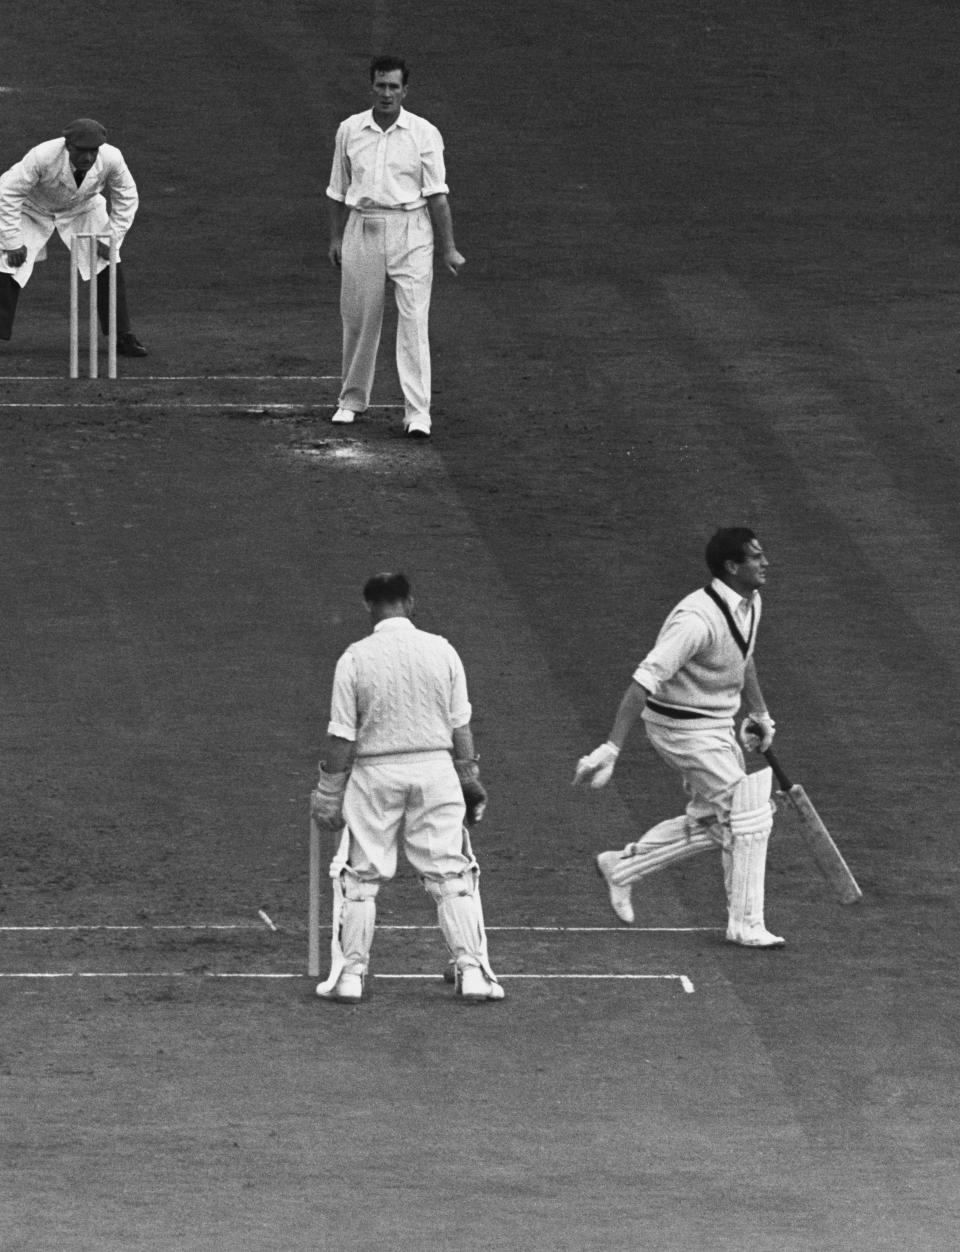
left=0, top=375, right=340, bottom=381
left=374, top=973, right=695, bottom=991
left=405, top=925, right=720, bottom=933
left=0, top=923, right=720, bottom=933
left=0, top=924, right=264, bottom=931
left=0, top=972, right=181, bottom=978
left=0, top=971, right=695, bottom=992
left=0, top=402, right=403, bottom=411
left=0, top=403, right=333, bottom=410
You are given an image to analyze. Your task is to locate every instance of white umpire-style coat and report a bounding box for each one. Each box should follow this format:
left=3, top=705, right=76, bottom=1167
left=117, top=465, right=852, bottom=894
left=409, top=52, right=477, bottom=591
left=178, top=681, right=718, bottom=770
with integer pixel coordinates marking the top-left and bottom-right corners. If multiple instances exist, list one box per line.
left=0, top=138, right=139, bottom=283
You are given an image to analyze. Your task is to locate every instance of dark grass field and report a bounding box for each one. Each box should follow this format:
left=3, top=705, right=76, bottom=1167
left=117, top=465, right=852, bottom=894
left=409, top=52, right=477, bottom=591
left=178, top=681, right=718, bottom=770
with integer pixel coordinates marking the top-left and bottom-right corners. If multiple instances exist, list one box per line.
left=2, top=2, right=960, bottom=1249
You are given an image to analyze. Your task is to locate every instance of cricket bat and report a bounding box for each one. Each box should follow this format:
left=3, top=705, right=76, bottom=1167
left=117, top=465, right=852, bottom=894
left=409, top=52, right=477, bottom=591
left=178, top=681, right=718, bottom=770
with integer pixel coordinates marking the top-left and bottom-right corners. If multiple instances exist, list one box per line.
left=763, top=748, right=863, bottom=904
left=308, top=818, right=350, bottom=985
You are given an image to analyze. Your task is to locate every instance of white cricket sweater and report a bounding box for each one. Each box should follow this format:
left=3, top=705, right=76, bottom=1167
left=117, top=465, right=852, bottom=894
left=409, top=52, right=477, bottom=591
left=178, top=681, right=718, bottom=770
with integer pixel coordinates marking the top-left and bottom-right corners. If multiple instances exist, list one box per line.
left=634, top=583, right=760, bottom=727
left=327, top=618, right=472, bottom=757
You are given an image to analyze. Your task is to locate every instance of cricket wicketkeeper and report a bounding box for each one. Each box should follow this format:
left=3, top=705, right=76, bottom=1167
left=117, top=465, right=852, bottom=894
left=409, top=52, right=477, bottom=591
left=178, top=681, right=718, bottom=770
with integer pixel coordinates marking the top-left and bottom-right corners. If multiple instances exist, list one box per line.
left=574, top=527, right=785, bottom=948
left=310, top=572, right=503, bottom=1003
left=0, top=117, right=146, bottom=355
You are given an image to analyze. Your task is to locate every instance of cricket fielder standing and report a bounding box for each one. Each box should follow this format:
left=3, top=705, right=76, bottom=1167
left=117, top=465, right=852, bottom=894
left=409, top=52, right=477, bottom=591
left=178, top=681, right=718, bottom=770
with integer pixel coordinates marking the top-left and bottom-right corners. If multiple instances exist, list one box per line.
left=574, top=528, right=785, bottom=948
left=326, top=55, right=465, bottom=438
left=310, top=572, right=503, bottom=1003
left=0, top=118, right=147, bottom=354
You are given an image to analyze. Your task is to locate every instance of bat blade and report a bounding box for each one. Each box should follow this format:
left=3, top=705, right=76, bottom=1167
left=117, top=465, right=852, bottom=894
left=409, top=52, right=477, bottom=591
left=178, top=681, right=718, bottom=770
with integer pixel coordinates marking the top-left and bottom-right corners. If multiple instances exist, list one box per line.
left=308, top=816, right=321, bottom=977
left=780, top=783, right=863, bottom=904
left=313, top=825, right=351, bottom=993
left=763, top=747, right=863, bottom=904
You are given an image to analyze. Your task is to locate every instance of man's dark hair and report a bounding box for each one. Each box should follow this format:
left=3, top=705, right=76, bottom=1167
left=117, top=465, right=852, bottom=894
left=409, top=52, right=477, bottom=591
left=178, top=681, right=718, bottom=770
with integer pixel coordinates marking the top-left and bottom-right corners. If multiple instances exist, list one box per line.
left=370, top=55, right=409, bottom=84
left=363, top=571, right=412, bottom=605
left=705, top=528, right=758, bottom=578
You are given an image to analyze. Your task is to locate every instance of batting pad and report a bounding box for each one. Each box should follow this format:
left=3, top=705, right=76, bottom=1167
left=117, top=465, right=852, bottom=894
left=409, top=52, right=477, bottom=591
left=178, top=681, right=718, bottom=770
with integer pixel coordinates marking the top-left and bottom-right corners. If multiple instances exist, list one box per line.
left=725, top=831, right=776, bottom=941
left=611, top=818, right=718, bottom=886
left=338, top=899, right=375, bottom=972
left=726, top=771, right=775, bottom=940
left=424, top=872, right=500, bottom=982
left=729, top=768, right=774, bottom=839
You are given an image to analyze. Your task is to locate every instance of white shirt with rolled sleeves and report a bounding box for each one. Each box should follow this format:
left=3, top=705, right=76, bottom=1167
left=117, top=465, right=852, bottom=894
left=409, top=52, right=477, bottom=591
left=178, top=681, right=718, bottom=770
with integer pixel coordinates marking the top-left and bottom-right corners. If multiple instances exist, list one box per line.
left=326, top=108, right=448, bottom=210
left=326, top=107, right=453, bottom=428
left=0, top=138, right=139, bottom=284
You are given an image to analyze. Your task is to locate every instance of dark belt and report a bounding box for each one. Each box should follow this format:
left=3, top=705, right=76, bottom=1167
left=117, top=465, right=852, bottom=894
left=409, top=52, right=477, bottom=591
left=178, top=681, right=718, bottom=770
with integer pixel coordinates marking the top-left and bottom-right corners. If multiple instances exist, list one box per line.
left=646, top=699, right=714, bottom=720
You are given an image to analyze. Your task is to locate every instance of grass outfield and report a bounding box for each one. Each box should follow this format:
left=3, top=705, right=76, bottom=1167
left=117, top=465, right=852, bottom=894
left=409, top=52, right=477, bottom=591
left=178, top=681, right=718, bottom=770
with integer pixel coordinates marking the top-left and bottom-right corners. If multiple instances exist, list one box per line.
left=2, top=2, right=960, bottom=1249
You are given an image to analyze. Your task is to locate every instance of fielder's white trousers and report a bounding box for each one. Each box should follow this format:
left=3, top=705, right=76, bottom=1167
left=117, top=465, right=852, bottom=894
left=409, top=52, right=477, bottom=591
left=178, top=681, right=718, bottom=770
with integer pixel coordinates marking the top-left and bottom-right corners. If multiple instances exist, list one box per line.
left=338, top=206, right=434, bottom=425
left=0, top=199, right=117, bottom=286
left=342, top=754, right=471, bottom=882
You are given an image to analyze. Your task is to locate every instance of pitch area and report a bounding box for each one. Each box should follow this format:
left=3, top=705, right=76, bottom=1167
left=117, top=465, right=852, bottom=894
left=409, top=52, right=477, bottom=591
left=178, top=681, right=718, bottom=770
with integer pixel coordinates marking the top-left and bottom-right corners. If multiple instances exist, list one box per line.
left=2, top=2, right=960, bottom=1249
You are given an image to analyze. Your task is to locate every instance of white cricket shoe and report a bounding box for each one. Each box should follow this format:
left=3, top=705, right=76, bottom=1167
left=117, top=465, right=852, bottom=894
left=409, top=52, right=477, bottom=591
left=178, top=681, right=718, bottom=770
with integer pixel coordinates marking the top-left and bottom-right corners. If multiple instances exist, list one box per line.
left=404, top=416, right=431, bottom=439
left=317, top=970, right=364, bottom=1002
left=595, top=851, right=635, bottom=925
left=331, top=407, right=356, bottom=424
left=456, top=964, right=505, bottom=1002
left=726, top=926, right=785, bottom=949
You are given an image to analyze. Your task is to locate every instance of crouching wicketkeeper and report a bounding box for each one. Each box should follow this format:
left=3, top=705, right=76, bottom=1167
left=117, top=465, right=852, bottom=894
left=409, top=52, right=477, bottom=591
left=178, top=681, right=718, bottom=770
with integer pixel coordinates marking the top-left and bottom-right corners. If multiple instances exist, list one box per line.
left=310, top=571, right=503, bottom=1003
left=0, top=118, right=147, bottom=355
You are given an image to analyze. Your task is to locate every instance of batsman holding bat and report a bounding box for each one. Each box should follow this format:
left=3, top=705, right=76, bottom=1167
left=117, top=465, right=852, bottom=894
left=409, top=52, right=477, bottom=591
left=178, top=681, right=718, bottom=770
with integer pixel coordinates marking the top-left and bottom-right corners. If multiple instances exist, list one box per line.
left=310, top=572, right=503, bottom=1003
left=574, top=528, right=785, bottom=948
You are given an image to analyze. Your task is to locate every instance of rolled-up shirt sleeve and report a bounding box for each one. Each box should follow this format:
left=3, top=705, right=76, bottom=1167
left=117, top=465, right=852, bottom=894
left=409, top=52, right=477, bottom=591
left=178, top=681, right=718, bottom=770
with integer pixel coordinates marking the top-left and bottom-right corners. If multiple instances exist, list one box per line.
left=632, top=610, right=711, bottom=697
left=419, top=127, right=448, bottom=197
left=327, top=651, right=358, bottom=740
left=325, top=122, right=349, bottom=203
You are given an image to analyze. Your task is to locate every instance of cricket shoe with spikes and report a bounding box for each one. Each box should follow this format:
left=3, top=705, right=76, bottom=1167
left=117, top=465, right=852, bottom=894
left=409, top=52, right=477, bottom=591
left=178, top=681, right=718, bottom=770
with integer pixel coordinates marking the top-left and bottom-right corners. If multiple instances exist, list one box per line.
left=595, top=850, right=635, bottom=924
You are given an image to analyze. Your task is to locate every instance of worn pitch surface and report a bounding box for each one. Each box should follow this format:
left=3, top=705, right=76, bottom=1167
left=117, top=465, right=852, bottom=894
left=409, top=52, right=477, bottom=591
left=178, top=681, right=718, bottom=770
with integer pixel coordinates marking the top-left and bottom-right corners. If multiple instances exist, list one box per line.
left=2, top=2, right=960, bottom=1249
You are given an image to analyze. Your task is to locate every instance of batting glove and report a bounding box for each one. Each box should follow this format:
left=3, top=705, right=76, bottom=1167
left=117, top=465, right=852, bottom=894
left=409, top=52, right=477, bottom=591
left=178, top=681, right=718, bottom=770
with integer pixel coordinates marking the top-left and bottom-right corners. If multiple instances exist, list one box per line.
left=310, top=766, right=348, bottom=832
left=455, top=759, right=488, bottom=825
left=573, top=741, right=620, bottom=789
left=739, top=712, right=776, bottom=753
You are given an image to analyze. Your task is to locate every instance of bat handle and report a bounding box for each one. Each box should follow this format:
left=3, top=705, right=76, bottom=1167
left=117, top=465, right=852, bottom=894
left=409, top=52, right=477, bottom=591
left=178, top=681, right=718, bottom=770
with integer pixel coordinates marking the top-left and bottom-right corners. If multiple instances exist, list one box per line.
left=762, top=747, right=793, bottom=791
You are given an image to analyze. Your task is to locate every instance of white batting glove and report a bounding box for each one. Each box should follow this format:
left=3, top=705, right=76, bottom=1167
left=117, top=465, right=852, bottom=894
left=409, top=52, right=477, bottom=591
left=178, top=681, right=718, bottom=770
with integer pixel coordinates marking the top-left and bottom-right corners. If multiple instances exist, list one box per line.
left=310, top=767, right=348, bottom=831
left=573, top=741, right=620, bottom=789
left=739, top=712, right=776, bottom=753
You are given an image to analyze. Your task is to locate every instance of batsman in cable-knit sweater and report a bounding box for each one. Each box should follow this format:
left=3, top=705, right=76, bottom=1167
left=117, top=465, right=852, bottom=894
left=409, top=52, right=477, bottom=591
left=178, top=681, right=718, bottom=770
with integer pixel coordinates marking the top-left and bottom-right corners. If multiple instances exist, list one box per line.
left=310, top=572, right=503, bottom=1003
left=574, top=528, right=786, bottom=949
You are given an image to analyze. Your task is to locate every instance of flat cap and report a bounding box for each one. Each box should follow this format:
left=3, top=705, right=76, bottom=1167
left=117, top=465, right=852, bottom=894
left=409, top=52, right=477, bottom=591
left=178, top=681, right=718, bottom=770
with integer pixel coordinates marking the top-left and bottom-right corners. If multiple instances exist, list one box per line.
left=63, top=118, right=107, bottom=148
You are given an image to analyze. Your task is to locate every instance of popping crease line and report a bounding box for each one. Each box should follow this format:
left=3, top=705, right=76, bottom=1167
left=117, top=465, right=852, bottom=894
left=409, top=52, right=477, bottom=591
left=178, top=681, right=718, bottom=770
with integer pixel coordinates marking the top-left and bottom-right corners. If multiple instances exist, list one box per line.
left=0, top=403, right=404, bottom=411
left=0, top=374, right=342, bottom=381
left=0, top=971, right=696, bottom=992
left=0, top=923, right=722, bottom=933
